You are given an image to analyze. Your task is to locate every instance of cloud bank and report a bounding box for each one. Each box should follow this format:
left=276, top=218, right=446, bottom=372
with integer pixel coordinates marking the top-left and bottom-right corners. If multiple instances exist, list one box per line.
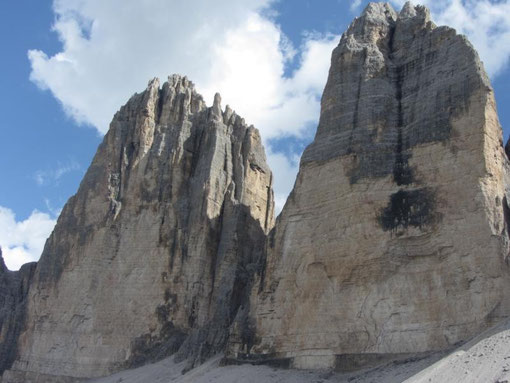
left=0, top=207, right=56, bottom=271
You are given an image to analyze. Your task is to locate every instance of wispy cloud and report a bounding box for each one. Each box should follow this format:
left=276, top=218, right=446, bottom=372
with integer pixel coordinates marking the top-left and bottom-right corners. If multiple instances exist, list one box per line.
left=44, top=198, right=63, bottom=217
left=34, top=160, right=81, bottom=186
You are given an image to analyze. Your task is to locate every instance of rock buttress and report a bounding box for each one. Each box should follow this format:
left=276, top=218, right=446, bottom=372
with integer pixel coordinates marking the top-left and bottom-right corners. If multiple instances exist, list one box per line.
left=228, top=2, right=510, bottom=370
left=1, top=75, right=274, bottom=382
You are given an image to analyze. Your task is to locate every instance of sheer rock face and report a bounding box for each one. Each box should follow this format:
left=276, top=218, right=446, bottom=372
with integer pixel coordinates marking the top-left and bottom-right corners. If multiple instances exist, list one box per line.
left=2, top=76, right=274, bottom=382
left=2, top=1, right=510, bottom=379
left=0, top=249, right=36, bottom=376
left=228, top=2, right=510, bottom=370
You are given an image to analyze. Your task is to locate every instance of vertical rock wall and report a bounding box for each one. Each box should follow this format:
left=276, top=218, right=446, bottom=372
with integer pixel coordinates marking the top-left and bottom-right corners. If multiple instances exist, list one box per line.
left=2, top=76, right=274, bottom=382
left=3, top=2, right=510, bottom=379
left=0, top=250, right=36, bottom=376
left=229, top=2, right=510, bottom=370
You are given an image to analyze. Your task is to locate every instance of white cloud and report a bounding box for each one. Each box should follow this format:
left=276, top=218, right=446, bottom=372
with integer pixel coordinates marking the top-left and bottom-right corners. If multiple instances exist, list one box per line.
left=0, top=207, right=56, bottom=271
left=28, top=0, right=339, bottom=211
left=390, top=0, right=510, bottom=77
left=34, top=160, right=81, bottom=186
left=350, top=0, right=362, bottom=12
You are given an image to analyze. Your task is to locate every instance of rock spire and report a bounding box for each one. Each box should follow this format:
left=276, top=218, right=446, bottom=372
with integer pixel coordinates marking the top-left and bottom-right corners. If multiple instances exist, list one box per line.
left=2, top=75, right=274, bottom=382
left=227, top=1, right=510, bottom=371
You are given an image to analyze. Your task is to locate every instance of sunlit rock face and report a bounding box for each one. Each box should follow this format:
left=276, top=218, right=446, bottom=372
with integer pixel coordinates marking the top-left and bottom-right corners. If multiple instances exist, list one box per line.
left=3, top=1, right=510, bottom=380
left=2, top=75, right=274, bottom=382
left=228, top=2, right=510, bottom=370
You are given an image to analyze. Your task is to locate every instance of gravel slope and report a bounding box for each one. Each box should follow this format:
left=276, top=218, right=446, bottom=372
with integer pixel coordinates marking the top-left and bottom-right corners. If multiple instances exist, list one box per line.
left=88, top=319, right=510, bottom=383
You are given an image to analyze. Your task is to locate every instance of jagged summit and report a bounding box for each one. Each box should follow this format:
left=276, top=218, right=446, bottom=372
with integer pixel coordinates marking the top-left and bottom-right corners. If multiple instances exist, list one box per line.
left=351, top=2, right=435, bottom=60
left=121, top=75, right=250, bottom=138
left=399, top=1, right=429, bottom=20
left=359, top=1, right=428, bottom=18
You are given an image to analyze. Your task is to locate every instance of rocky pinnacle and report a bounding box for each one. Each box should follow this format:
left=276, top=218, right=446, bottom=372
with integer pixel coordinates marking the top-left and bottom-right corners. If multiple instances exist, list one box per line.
left=227, top=1, right=510, bottom=371
left=2, top=75, right=274, bottom=382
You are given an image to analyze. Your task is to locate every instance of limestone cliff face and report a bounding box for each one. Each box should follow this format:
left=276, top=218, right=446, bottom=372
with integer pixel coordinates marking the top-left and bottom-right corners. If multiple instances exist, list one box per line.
left=0, top=249, right=36, bottom=376
left=2, top=76, right=274, bottom=382
left=228, top=2, right=510, bottom=370
left=2, top=1, right=510, bottom=379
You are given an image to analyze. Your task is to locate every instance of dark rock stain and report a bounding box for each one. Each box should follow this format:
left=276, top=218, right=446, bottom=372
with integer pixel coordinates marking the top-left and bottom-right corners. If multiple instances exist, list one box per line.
left=394, top=127, right=414, bottom=186
left=379, top=188, right=436, bottom=231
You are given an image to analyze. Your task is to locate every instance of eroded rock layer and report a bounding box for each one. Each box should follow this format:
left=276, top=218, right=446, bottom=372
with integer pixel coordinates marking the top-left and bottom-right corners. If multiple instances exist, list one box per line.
left=228, top=2, right=510, bottom=370
left=2, top=76, right=274, bottom=382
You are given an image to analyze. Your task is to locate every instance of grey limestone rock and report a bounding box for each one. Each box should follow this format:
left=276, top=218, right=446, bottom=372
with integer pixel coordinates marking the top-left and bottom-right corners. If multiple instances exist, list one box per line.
left=228, top=1, right=510, bottom=370
left=0, top=249, right=36, bottom=376
left=2, top=1, right=510, bottom=379
left=2, top=75, right=274, bottom=382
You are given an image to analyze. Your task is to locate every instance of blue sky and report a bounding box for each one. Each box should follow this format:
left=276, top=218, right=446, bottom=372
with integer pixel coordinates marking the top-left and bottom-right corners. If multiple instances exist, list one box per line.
left=1, top=0, right=510, bottom=270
